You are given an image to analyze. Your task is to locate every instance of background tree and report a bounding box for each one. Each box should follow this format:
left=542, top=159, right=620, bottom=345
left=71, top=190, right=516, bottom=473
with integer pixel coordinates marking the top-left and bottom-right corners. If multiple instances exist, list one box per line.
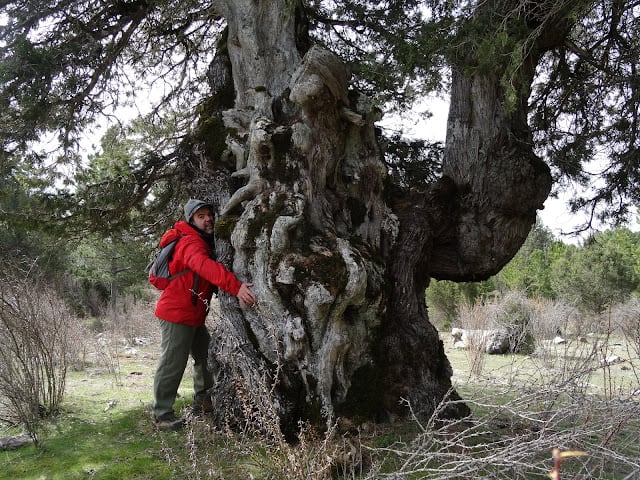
left=551, top=228, right=640, bottom=313
left=0, top=153, right=69, bottom=278
left=426, top=278, right=495, bottom=330
left=529, top=0, right=640, bottom=227
left=495, top=220, right=558, bottom=298
left=1, top=0, right=639, bottom=432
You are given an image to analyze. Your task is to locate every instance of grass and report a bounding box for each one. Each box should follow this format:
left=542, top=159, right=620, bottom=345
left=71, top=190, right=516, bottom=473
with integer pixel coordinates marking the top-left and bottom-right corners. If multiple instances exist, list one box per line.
left=445, top=333, right=639, bottom=393
left=1, top=339, right=194, bottom=480
left=3, top=412, right=179, bottom=480
left=1, top=333, right=310, bottom=480
left=1, top=323, right=639, bottom=479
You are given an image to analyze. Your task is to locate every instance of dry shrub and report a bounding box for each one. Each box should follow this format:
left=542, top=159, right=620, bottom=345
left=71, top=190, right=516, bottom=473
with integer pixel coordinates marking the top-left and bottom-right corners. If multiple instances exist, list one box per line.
left=70, top=288, right=160, bottom=383
left=528, top=298, right=593, bottom=373
left=529, top=297, right=577, bottom=341
left=0, top=264, right=80, bottom=442
left=492, top=291, right=536, bottom=354
left=365, top=379, right=640, bottom=479
left=611, top=299, right=640, bottom=384
left=372, top=295, right=640, bottom=479
left=612, top=299, right=640, bottom=355
left=456, top=292, right=536, bottom=376
left=175, top=293, right=640, bottom=479
left=529, top=337, right=601, bottom=396
left=457, top=301, right=494, bottom=376
left=112, top=289, right=162, bottom=345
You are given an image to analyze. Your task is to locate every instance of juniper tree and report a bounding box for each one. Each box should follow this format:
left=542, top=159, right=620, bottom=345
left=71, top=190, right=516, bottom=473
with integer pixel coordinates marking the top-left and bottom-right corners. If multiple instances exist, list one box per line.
left=1, top=0, right=638, bottom=432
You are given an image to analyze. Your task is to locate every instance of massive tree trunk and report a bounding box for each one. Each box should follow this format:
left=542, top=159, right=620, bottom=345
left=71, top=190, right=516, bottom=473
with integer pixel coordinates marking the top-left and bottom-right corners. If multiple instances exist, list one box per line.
left=192, top=0, right=562, bottom=435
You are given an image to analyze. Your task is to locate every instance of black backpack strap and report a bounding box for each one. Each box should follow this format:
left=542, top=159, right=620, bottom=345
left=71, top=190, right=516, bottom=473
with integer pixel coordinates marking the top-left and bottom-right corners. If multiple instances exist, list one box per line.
left=168, top=269, right=190, bottom=281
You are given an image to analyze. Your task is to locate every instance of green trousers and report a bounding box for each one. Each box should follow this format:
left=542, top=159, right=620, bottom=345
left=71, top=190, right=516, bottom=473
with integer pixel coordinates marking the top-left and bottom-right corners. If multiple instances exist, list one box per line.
left=152, top=319, right=214, bottom=419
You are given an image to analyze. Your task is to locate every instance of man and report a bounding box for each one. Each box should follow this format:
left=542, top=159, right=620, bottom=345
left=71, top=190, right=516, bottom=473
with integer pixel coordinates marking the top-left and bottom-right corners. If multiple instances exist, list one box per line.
left=152, top=198, right=256, bottom=430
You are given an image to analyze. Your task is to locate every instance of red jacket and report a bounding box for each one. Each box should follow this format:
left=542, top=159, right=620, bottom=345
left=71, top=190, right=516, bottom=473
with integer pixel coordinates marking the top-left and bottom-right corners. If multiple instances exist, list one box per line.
left=154, top=221, right=242, bottom=326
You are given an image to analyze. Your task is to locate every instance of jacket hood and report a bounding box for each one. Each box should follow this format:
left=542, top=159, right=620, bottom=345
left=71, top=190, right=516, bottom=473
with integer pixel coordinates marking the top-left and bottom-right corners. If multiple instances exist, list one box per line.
left=184, top=199, right=214, bottom=223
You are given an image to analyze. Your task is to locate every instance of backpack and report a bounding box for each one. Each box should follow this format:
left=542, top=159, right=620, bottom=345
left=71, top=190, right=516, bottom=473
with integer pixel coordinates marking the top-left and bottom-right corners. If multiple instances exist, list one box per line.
left=147, top=233, right=190, bottom=290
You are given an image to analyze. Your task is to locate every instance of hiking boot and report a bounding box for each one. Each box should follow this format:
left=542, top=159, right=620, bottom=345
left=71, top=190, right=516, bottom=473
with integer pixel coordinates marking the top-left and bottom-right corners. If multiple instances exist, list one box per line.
left=153, top=413, right=185, bottom=431
left=191, top=397, right=214, bottom=415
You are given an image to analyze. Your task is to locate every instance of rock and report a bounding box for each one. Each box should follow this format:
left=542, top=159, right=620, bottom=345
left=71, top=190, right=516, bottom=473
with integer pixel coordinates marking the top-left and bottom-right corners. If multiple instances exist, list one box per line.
left=601, top=355, right=623, bottom=366
left=485, top=331, right=511, bottom=354
left=0, top=434, right=34, bottom=451
left=450, top=328, right=511, bottom=354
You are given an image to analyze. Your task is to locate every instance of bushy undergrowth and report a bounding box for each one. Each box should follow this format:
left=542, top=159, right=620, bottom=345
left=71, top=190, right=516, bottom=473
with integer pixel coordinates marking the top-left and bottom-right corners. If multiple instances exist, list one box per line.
left=363, top=382, right=639, bottom=479
left=0, top=264, right=158, bottom=446
left=0, top=264, right=82, bottom=444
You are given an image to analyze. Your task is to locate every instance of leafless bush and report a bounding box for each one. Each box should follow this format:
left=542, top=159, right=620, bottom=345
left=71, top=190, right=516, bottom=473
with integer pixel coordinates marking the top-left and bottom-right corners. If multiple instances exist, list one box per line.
left=611, top=299, right=640, bottom=383
left=456, top=292, right=537, bottom=375
left=111, top=289, right=161, bottom=346
left=177, top=294, right=640, bottom=479
left=529, top=297, right=576, bottom=340
left=71, top=289, right=160, bottom=384
left=612, top=299, right=640, bottom=354
left=365, top=383, right=640, bottom=479
left=391, top=295, right=639, bottom=479
left=528, top=298, right=592, bottom=372
left=457, top=301, right=494, bottom=376
left=529, top=338, right=601, bottom=396
left=492, top=291, right=536, bottom=354
left=0, top=264, right=80, bottom=443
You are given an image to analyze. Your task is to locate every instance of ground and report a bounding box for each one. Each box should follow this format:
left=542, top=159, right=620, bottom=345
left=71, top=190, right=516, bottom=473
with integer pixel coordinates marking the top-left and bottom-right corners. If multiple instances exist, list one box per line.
left=1, top=310, right=638, bottom=479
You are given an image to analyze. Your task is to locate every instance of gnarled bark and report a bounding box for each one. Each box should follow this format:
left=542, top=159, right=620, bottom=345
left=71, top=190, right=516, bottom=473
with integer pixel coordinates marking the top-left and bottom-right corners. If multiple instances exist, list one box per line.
left=195, top=0, right=564, bottom=434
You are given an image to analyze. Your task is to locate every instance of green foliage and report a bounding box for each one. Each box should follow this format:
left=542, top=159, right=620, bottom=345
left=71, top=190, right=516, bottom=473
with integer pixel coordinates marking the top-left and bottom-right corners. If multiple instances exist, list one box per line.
left=1, top=0, right=639, bottom=237
left=0, top=0, right=221, bottom=240
left=384, top=137, right=443, bottom=187
left=69, top=124, right=177, bottom=237
left=528, top=2, right=640, bottom=225
left=429, top=223, right=640, bottom=319
left=550, top=228, right=640, bottom=313
left=0, top=158, right=70, bottom=278
left=0, top=0, right=222, bottom=151
left=312, top=0, right=451, bottom=109
left=426, top=278, right=495, bottom=330
left=494, top=292, right=536, bottom=354
left=1, top=142, right=153, bottom=317
left=426, top=280, right=461, bottom=330
left=0, top=0, right=640, bottom=232
left=495, top=221, right=564, bottom=298
left=65, top=233, right=151, bottom=317
left=2, top=0, right=640, bottom=321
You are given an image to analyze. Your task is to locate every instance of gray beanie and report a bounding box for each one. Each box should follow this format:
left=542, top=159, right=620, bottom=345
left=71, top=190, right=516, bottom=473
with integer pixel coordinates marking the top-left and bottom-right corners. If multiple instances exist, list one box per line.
left=184, top=199, right=213, bottom=223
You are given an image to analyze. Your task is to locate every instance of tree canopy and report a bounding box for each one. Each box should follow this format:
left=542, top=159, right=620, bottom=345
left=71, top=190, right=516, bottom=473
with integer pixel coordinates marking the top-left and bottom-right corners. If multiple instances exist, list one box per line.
left=1, top=1, right=638, bottom=234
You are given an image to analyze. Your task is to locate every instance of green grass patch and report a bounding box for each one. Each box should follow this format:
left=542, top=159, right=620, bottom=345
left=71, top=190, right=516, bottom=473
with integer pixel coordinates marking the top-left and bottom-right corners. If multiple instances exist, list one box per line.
left=1, top=344, right=198, bottom=480
left=2, top=407, right=187, bottom=480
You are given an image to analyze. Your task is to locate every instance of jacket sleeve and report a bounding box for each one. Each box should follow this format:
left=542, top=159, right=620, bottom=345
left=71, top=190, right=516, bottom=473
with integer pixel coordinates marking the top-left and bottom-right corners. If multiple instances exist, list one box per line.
left=177, top=236, right=243, bottom=296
